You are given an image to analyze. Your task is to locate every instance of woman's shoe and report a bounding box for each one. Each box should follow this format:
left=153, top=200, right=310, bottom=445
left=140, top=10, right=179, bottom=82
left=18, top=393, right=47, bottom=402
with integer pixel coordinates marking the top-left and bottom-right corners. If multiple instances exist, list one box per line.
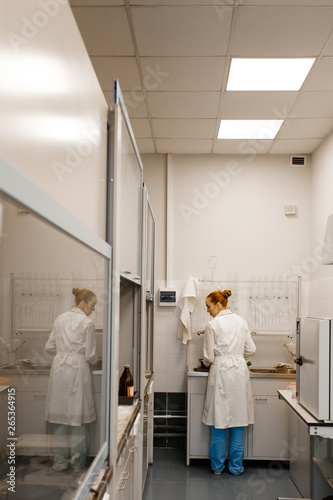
left=212, top=469, right=222, bottom=476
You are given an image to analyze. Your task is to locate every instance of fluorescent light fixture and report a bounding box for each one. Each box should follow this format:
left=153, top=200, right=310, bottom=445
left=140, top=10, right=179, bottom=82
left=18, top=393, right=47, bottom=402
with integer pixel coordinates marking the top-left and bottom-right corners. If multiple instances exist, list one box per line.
left=226, top=58, right=315, bottom=91
left=218, top=119, right=284, bottom=140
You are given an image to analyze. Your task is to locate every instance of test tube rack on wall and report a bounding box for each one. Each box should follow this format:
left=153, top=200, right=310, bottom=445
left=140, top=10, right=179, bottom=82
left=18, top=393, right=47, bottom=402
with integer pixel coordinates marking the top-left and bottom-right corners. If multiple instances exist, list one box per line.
left=11, top=273, right=104, bottom=333
left=247, top=278, right=298, bottom=334
left=197, top=277, right=298, bottom=337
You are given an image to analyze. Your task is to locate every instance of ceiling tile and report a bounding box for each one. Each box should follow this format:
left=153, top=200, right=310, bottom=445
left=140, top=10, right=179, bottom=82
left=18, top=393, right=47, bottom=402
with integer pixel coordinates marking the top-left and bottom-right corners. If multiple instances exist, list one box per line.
left=131, top=118, right=152, bottom=138
left=147, top=92, right=220, bottom=118
left=269, top=139, right=322, bottom=154
left=135, top=138, right=155, bottom=154
left=303, top=58, right=333, bottom=90
left=156, top=139, right=212, bottom=154
left=278, top=118, right=333, bottom=139
left=70, top=2, right=333, bottom=156
left=292, top=91, right=333, bottom=118
left=232, top=6, right=333, bottom=57
left=239, top=0, right=333, bottom=5
left=90, top=57, right=141, bottom=91
left=104, top=91, right=148, bottom=118
left=103, top=91, right=149, bottom=118
left=219, top=91, right=297, bottom=119
left=152, top=119, right=216, bottom=139
left=121, top=91, right=148, bottom=118
left=132, top=6, right=232, bottom=56
left=130, top=0, right=235, bottom=4
left=70, top=1, right=124, bottom=5
left=213, top=139, right=273, bottom=154
left=323, top=35, right=333, bottom=56
left=71, top=7, right=134, bottom=56
left=140, top=57, right=226, bottom=91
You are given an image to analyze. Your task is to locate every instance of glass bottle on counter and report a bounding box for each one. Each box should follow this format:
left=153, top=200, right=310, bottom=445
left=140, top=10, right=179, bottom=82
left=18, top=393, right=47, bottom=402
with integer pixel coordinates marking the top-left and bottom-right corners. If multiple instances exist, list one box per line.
left=119, top=365, right=134, bottom=397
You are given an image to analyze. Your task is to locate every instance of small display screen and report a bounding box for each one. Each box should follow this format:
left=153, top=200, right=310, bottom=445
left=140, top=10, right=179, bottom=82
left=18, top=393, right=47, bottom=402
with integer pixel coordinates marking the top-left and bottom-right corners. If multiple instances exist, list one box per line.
left=160, top=291, right=176, bottom=303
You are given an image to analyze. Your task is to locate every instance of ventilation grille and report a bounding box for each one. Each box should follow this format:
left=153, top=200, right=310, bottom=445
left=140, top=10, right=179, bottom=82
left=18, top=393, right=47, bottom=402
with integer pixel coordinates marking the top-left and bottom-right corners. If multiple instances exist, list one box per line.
left=290, top=155, right=306, bottom=167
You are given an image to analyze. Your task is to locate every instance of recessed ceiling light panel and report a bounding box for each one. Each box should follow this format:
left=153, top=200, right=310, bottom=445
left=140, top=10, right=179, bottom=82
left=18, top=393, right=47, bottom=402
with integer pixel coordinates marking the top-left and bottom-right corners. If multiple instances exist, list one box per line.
left=226, top=58, right=315, bottom=91
left=218, top=119, right=284, bottom=140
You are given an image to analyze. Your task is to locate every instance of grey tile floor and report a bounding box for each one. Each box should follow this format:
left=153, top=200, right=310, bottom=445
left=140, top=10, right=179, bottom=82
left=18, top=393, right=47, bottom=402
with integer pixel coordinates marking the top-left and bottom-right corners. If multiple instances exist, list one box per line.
left=143, top=449, right=303, bottom=500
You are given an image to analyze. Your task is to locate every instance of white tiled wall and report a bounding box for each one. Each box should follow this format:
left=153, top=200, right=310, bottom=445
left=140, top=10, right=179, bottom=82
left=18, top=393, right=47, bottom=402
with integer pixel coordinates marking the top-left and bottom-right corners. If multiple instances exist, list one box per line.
left=154, top=280, right=188, bottom=393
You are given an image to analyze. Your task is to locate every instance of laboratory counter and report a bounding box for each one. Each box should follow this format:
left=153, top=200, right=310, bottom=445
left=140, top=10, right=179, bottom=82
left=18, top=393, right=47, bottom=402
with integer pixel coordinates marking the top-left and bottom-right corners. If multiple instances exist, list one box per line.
left=187, top=365, right=296, bottom=379
left=278, top=389, right=333, bottom=438
left=117, top=402, right=141, bottom=458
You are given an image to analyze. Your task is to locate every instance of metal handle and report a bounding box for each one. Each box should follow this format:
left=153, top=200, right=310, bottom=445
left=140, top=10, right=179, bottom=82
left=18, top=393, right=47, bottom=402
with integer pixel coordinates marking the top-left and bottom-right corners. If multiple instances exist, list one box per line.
left=118, top=481, right=127, bottom=490
left=255, top=398, right=267, bottom=403
left=130, top=446, right=138, bottom=454
left=121, top=471, right=130, bottom=480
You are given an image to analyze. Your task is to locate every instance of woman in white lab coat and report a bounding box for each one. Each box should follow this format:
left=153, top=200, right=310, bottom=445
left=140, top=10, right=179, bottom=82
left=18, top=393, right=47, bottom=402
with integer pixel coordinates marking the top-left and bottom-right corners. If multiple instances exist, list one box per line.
left=202, top=290, right=256, bottom=476
left=45, top=287, right=97, bottom=471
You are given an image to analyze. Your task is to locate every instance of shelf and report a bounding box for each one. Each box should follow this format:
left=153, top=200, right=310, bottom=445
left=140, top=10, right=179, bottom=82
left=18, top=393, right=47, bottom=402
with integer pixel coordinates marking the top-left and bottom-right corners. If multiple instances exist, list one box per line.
left=313, top=457, right=333, bottom=488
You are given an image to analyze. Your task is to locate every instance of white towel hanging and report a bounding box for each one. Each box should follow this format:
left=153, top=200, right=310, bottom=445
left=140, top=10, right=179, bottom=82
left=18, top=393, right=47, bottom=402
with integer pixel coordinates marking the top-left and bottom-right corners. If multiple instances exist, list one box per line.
left=178, top=275, right=199, bottom=344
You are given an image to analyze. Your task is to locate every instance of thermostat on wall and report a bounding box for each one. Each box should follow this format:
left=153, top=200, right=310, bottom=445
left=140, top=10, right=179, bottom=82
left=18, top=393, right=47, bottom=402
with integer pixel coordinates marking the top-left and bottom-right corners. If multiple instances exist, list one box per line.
left=159, top=288, right=177, bottom=306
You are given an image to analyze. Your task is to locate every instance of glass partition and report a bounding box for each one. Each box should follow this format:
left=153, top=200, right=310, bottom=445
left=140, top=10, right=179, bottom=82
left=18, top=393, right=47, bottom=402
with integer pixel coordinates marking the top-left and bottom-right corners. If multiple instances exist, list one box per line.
left=111, top=80, right=143, bottom=282
left=0, top=192, right=110, bottom=499
left=145, top=193, right=155, bottom=375
left=145, top=198, right=155, bottom=300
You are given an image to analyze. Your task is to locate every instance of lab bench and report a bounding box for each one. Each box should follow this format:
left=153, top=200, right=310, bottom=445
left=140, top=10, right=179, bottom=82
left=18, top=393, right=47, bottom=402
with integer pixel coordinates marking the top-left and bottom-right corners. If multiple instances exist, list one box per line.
left=278, top=389, right=333, bottom=500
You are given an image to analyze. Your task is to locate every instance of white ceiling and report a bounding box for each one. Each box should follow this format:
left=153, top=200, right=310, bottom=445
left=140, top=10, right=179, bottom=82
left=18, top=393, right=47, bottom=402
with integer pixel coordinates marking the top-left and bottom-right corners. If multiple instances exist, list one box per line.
left=69, top=0, right=333, bottom=155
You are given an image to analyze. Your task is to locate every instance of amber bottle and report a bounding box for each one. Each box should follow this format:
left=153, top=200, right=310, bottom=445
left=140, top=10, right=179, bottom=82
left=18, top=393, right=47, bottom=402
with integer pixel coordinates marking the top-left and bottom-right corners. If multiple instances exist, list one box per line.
left=119, top=365, right=134, bottom=397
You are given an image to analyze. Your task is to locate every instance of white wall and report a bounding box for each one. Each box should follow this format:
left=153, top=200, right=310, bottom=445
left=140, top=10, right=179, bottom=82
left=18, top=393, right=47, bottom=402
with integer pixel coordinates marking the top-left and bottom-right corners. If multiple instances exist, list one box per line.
left=142, top=154, right=167, bottom=282
left=308, top=131, right=333, bottom=317
left=143, top=153, right=311, bottom=392
left=0, top=0, right=108, bottom=238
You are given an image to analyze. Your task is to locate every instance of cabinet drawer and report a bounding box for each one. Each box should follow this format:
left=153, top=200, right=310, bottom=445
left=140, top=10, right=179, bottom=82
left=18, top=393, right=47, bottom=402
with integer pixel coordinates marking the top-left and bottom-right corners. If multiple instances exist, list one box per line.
left=251, top=378, right=292, bottom=396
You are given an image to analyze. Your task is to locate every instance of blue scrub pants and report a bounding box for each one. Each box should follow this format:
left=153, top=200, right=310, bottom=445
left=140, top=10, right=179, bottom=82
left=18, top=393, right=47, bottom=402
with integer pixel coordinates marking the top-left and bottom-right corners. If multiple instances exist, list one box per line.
left=210, top=426, right=245, bottom=475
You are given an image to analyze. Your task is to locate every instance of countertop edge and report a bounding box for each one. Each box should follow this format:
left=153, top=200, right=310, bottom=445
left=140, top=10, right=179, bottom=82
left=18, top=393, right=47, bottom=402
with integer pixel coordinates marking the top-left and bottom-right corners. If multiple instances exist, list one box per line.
left=187, top=366, right=296, bottom=379
left=117, top=402, right=141, bottom=460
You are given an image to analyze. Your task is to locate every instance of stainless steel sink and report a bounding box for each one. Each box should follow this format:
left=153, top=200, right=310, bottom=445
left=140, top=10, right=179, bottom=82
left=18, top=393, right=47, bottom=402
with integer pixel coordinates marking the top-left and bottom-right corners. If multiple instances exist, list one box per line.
left=250, top=367, right=296, bottom=374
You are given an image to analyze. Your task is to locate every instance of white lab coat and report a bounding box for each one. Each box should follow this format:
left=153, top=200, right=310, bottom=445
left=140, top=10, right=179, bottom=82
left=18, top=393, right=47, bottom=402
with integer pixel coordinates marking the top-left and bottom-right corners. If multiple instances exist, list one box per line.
left=202, top=309, right=256, bottom=429
left=45, top=308, right=97, bottom=426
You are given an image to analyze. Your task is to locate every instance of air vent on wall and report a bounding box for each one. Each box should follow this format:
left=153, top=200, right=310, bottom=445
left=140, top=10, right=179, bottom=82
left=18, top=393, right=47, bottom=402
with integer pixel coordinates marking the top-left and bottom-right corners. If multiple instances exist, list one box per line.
left=290, top=155, right=306, bottom=167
